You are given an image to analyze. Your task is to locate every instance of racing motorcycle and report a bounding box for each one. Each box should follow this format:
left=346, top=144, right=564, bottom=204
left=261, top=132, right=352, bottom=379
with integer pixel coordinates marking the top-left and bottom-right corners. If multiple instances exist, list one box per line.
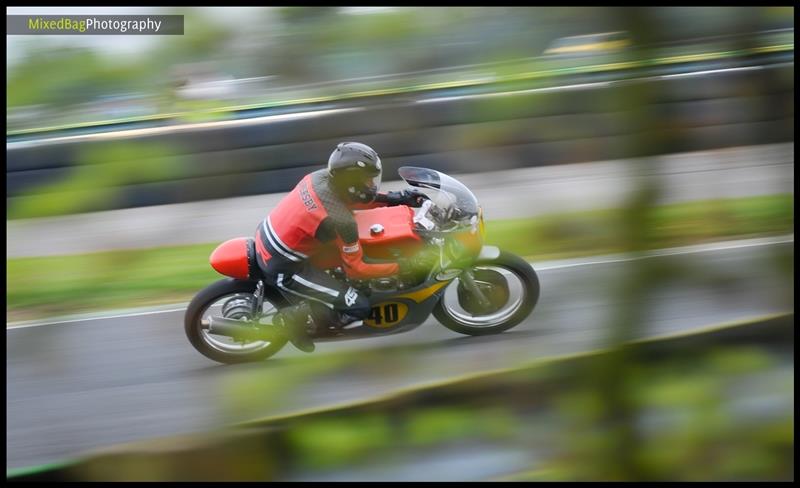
left=185, top=167, right=540, bottom=364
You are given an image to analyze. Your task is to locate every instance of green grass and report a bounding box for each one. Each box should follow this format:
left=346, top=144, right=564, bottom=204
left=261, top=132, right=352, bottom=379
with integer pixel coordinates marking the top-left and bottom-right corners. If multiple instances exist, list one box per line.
left=7, top=243, right=220, bottom=322
left=6, top=194, right=793, bottom=322
left=484, top=194, right=794, bottom=261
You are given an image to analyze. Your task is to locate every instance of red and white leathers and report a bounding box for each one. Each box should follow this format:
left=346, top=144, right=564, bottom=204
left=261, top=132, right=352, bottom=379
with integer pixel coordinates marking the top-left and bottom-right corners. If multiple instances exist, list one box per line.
left=254, top=169, right=401, bottom=325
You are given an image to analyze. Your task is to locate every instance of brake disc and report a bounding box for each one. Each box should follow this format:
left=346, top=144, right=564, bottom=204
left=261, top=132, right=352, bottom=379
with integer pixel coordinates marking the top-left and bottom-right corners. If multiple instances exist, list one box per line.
left=221, top=295, right=256, bottom=320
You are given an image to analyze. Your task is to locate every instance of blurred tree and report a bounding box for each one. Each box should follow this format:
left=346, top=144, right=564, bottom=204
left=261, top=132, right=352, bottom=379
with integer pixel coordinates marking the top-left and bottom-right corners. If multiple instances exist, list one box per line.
left=7, top=44, right=147, bottom=109
left=571, top=6, right=672, bottom=480
left=147, top=10, right=236, bottom=73
left=7, top=10, right=237, bottom=112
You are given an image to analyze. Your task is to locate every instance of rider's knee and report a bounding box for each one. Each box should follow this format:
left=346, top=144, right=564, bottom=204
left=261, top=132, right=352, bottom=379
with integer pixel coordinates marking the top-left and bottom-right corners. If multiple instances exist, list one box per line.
left=338, top=291, right=371, bottom=320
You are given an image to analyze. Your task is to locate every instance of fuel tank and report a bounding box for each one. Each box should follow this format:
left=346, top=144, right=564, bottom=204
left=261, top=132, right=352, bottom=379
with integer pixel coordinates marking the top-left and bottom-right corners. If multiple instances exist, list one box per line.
left=309, top=205, right=424, bottom=269
left=355, top=205, right=423, bottom=259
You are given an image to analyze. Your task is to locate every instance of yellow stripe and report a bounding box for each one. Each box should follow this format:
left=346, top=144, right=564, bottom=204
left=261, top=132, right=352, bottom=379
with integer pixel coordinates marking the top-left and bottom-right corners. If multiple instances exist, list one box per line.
left=545, top=39, right=631, bottom=54
left=394, top=281, right=449, bottom=303
left=489, top=467, right=555, bottom=482
left=751, top=43, right=794, bottom=53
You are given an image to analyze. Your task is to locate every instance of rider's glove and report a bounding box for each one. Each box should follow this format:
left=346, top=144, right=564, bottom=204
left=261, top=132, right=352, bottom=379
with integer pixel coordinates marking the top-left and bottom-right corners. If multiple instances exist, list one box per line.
left=384, top=189, right=429, bottom=207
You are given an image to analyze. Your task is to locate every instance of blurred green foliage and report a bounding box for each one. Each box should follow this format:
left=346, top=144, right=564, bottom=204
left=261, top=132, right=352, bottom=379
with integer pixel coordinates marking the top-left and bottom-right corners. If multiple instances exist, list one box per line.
left=7, top=6, right=793, bottom=130
left=500, top=8, right=796, bottom=482
left=541, top=345, right=792, bottom=481
left=406, top=406, right=514, bottom=446
left=287, top=415, right=393, bottom=469
left=8, top=11, right=234, bottom=110
left=10, top=141, right=188, bottom=219
left=7, top=45, right=144, bottom=109
left=284, top=405, right=517, bottom=471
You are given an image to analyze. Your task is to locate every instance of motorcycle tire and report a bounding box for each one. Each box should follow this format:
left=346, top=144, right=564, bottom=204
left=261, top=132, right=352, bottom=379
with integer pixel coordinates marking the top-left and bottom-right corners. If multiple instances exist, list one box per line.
left=185, top=278, right=289, bottom=364
left=433, top=250, right=540, bottom=336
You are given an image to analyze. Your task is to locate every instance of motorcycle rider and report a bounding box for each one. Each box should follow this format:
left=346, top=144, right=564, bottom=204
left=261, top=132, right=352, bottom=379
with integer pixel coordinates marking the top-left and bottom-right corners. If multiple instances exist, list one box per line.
left=255, top=142, right=428, bottom=352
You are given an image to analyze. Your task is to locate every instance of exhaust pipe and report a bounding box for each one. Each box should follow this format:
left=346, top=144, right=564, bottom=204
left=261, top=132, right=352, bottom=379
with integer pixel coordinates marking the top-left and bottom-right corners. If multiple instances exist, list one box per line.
left=203, top=316, right=279, bottom=342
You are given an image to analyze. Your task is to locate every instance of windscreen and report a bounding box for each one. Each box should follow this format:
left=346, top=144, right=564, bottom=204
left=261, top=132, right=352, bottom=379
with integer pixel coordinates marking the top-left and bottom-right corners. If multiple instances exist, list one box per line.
left=398, top=166, right=480, bottom=231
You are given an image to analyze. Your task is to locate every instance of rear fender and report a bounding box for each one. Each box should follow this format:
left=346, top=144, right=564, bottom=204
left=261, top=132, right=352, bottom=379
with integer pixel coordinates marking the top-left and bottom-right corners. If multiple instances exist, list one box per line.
left=209, top=237, right=259, bottom=280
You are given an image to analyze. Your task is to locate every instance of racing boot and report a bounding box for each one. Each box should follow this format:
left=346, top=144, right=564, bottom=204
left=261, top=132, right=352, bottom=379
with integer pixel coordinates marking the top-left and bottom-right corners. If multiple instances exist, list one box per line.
left=275, top=302, right=315, bottom=353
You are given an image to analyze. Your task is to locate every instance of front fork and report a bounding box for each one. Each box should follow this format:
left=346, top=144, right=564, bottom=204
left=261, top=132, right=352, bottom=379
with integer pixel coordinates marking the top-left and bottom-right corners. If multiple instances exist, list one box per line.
left=436, top=237, right=493, bottom=309
left=459, top=268, right=492, bottom=309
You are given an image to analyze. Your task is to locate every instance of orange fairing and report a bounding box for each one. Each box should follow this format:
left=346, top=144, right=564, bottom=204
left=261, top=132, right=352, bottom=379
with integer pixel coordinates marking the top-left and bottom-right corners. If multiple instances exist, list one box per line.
left=210, top=238, right=252, bottom=280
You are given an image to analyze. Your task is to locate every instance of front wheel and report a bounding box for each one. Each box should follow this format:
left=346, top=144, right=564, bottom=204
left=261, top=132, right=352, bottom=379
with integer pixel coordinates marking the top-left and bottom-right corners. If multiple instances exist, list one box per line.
left=433, top=251, right=540, bottom=336
left=185, top=278, right=289, bottom=364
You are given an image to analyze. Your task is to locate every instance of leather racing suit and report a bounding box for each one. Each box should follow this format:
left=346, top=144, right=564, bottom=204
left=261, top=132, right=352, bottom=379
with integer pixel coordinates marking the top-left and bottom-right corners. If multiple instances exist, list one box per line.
left=254, top=168, right=413, bottom=328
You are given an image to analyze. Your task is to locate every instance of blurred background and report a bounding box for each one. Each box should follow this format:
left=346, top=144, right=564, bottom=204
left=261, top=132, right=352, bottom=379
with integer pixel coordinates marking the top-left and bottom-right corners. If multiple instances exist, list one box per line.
left=6, top=6, right=794, bottom=482
left=6, top=6, right=794, bottom=213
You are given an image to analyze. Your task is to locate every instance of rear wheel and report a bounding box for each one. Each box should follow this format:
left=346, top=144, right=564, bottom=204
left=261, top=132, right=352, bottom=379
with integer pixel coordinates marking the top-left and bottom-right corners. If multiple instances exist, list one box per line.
left=433, top=251, right=539, bottom=336
left=185, top=279, right=289, bottom=364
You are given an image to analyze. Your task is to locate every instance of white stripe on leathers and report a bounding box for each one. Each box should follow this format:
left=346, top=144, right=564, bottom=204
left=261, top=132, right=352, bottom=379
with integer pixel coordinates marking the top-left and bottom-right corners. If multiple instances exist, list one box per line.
left=276, top=273, right=335, bottom=309
left=267, top=216, right=309, bottom=259
left=292, top=274, right=340, bottom=298
left=262, top=220, right=300, bottom=262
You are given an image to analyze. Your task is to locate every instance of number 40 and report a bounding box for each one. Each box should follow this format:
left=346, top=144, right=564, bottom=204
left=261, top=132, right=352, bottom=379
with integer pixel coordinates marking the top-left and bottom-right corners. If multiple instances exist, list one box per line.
left=368, top=303, right=399, bottom=325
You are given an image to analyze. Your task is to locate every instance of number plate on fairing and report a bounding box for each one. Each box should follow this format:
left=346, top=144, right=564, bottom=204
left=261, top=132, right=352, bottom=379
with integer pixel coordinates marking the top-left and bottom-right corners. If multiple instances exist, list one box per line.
left=364, top=302, right=409, bottom=328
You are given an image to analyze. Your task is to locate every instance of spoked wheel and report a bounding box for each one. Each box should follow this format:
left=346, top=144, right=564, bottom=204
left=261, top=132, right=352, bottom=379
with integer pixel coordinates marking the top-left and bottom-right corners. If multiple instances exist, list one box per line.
left=433, top=251, right=539, bottom=336
left=185, top=279, right=289, bottom=364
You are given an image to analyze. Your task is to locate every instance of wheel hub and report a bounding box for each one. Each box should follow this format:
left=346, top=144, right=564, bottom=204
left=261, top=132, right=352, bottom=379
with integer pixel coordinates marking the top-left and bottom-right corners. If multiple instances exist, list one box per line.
left=221, top=295, right=255, bottom=320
